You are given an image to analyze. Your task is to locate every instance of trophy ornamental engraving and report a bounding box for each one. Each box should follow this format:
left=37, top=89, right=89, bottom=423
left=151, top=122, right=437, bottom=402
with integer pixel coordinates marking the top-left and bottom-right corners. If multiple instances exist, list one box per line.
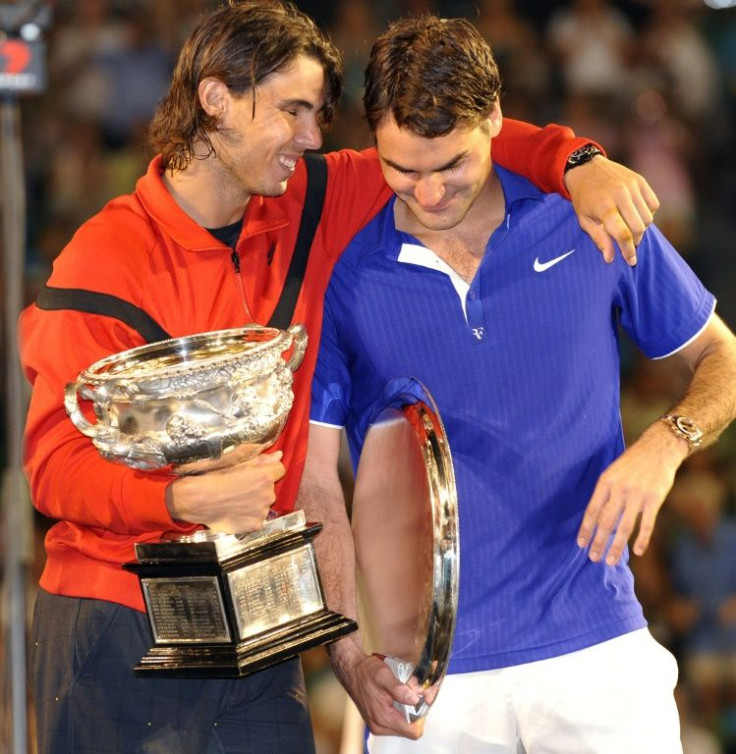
left=64, top=324, right=309, bottom=474
left=64, top=324, right=357, bottom=678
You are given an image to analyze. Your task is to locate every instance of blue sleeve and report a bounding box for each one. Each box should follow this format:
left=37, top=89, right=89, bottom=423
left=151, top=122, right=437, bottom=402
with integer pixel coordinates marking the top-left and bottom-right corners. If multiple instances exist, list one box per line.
left=616, top=224, right=716, bottom=359
left=310, top=278, right=351, bottom=427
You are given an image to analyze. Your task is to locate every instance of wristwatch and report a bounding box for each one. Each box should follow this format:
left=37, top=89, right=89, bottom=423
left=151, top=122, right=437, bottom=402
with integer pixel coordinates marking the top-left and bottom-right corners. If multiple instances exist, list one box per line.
left=660, top=415, right=704, bottom=449
left=564, top=143, right=604, bottom=173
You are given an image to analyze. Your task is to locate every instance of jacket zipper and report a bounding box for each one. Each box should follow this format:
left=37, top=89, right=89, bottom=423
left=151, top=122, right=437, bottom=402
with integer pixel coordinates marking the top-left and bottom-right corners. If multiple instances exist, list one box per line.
left=230, top=250, right=254, bottom=322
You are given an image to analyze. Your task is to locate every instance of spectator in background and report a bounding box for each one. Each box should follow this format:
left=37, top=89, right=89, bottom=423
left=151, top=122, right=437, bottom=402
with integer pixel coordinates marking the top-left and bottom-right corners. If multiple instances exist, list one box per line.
left=623, top=87, right=697, bottom=254
left=46, top=0, right=129, bottom=126
left=323, top=0, right=378, bottom=150
left=677, top=682, right=723, bottom=754
left=559, top=91, right=625, bottom=167
left=44, top=117, right=107, bottom=226
left=667, top=468, right=736, bottom=732
left=329, top=0, right=379, bottom=108
left=474, top=0, right=550, bottom=121
left=638, top=1, right=721, bottom=128
left=146, top=0, right=214, bottom=52
left=96, top=10, right=174, bottom=149
left=547, top=0, right=635, bottom=100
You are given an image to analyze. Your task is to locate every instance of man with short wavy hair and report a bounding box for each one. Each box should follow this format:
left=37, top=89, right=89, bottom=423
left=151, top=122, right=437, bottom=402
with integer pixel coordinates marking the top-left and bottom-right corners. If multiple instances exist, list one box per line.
left=299, top=14, right=736, bottom=753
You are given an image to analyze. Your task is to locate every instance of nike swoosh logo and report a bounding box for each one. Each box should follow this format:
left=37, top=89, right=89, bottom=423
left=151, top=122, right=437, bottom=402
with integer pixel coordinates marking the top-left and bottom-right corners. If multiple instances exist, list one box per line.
left=533, top=249, right=576, bottom=272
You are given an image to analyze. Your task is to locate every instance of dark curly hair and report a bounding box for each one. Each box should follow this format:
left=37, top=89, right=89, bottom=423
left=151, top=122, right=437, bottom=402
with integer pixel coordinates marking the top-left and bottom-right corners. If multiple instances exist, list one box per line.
left=148, top=0, right=342, bottom=171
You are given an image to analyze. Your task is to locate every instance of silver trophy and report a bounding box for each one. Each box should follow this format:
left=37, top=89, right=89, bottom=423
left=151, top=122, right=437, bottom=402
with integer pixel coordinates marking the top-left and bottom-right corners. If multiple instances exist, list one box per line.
left=64, top=324, right=308, bottom=473
left=64, top=324, right=357, bottom=677
left=350, top=377, right=459, bottom=721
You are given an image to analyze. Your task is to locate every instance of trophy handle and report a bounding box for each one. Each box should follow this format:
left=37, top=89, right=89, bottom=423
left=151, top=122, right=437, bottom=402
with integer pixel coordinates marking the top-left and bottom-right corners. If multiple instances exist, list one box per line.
left=285, top=324, right=307, bottom=372
left=64, top=381, right=100, bottom=438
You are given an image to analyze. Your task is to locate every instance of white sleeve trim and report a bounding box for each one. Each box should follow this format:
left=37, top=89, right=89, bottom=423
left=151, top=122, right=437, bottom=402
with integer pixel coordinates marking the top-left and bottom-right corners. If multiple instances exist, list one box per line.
left=309, top=419, right=345, bottom=429
left=651, top=301, right=717, bottom=360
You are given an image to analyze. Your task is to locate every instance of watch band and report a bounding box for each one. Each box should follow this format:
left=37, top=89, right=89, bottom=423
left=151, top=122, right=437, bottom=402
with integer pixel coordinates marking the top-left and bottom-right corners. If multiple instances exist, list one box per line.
left=660, top=415, right=704, bottom=449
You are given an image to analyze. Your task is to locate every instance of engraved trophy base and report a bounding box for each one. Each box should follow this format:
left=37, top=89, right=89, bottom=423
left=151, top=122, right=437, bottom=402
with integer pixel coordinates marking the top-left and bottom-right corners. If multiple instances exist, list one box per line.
left=134, top=610, right=355, bottom=678
left=123, top=511, right=357, bottom=678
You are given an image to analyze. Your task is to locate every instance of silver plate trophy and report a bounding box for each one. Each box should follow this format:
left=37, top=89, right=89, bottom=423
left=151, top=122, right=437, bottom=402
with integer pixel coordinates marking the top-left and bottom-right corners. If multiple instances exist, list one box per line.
left=64, top=324, right=357, bottom=677
left=350, top=377, right=459, bottom=722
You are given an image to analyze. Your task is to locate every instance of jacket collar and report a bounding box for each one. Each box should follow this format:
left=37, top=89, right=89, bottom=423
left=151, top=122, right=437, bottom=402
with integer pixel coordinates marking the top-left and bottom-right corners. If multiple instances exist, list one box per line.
left=135, top=155, right=291, bottom=252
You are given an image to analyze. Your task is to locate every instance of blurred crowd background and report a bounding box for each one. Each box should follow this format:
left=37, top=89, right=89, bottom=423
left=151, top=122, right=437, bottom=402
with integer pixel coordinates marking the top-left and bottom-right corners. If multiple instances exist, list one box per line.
left=2, top=0, right=736, bottom=752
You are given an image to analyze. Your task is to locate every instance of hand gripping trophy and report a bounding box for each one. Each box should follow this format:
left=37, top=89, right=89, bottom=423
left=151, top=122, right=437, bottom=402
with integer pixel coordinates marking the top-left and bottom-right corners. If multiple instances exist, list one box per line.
left=64, top=324, right=356, bottom=678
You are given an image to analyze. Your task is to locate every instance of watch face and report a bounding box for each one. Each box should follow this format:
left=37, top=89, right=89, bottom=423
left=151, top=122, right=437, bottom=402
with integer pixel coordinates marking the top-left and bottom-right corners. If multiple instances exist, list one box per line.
left=564, top=144, right=602, bottom=172
left=669, top=415, right=703, bottom=445
left=676, top=417, right=699, bottom=436
left=572, top=146, right=597, bottom=162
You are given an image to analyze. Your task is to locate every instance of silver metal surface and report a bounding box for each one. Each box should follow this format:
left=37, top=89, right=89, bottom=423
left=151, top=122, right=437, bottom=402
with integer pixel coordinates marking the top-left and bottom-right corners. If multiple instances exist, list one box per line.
left=64, top=324, right=307, bottom=472
left=227, top=545, right=324, bottom=640
left=350, top=377, right=459, bottom=720
left=142, top=576, right=232, bottom=644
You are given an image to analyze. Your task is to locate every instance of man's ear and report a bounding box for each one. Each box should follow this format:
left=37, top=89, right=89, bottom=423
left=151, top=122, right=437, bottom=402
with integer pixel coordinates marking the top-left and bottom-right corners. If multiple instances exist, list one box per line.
left=199, top=77, right=230, bottom=119
left=488, top=101, right=503, bottom=138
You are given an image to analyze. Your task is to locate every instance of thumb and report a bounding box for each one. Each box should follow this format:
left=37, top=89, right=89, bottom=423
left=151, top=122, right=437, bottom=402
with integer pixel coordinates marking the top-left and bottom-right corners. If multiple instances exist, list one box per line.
left=388, top=679, right=422, bottom=706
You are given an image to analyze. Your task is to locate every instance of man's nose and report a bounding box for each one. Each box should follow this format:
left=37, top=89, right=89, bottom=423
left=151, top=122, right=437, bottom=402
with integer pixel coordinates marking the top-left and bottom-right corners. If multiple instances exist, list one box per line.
left=295, top=117, right=323, bottom=151
left=414, top=175, right=446, bottom=207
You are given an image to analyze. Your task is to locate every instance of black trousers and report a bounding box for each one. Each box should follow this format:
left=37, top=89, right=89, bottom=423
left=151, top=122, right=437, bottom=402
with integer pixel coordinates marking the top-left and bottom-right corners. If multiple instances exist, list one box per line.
left=31, top=590, right=316, bottom=754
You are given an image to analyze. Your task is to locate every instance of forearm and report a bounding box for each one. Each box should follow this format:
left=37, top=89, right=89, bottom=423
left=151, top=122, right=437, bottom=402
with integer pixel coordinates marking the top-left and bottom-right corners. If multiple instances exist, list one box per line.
left=296, top=464, right=367, bottom=679
left=25, top=417, right=180, bottom=534
left=297, top=426, right=425, bottom=734
left=617, top=317, right=736, bottom=495
left=494, top=118, right=600, bottom=196
left=578, top=316, right=736, bottom=565
left=663, top=322, right=736, bottom=453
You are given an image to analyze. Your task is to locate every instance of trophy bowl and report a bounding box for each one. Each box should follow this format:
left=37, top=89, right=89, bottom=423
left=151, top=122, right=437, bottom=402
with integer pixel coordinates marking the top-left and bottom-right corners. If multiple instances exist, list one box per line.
left=64, top=324, right=307, bottom=473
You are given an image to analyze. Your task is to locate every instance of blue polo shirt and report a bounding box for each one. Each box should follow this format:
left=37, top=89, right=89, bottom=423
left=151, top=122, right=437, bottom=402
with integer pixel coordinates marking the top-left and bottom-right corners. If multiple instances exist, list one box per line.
left=310, top=166, right=716, bottom=673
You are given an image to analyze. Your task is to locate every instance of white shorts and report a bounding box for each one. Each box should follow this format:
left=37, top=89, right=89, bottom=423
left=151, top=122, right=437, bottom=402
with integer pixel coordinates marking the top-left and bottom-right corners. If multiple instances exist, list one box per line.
left=368, top=628, right=681, bottom=754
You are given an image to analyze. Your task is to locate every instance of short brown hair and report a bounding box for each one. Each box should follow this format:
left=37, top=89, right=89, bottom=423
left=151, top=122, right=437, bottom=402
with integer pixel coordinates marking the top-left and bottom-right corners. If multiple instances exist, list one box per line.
left=363, top=15, right=501, bottom=137
left=148, top=0, right=342, bottom=171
